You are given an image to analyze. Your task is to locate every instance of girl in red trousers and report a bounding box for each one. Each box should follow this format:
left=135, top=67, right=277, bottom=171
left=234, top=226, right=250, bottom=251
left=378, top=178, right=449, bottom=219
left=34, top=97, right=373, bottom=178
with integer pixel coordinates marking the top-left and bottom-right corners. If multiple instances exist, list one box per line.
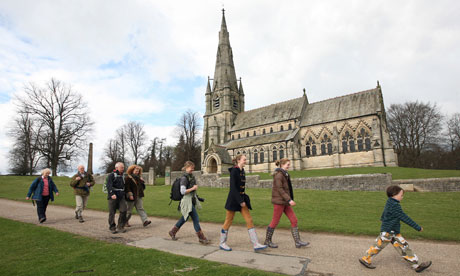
left=264, top=158, right=309, bottom=248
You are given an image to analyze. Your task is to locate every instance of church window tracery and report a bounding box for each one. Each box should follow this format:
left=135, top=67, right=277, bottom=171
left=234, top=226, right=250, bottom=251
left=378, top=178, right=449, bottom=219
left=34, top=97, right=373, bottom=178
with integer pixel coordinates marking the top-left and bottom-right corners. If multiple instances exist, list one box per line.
left=357, top=128, right=372, bottom=151
left=321, top=134, right=332, bottom=155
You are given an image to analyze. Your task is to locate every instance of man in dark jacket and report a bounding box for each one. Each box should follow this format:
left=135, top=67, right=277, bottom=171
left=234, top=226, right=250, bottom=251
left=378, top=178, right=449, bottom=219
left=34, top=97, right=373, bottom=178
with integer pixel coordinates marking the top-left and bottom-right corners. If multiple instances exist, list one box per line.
left=107, top=162, right=127, bottom=234
left=70, top=165, right=95, bottom=223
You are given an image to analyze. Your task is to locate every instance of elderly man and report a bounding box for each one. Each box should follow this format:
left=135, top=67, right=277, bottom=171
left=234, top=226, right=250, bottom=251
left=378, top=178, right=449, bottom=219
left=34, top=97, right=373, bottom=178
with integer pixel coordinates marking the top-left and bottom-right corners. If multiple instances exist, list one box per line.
left=70, top=165, right=95, bottom=223
left=106, top=162, right=127, bottom=234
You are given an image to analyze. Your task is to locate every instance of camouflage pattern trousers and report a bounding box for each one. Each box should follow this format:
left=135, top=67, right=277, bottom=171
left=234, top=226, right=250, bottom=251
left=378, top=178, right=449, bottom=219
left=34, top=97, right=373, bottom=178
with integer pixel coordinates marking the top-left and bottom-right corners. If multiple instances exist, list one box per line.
left=361, top=232, right=419, bottom=267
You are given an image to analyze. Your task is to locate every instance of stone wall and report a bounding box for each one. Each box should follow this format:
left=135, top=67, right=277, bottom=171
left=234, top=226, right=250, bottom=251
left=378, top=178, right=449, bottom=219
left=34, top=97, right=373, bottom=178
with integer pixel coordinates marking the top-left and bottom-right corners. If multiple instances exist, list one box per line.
left=392, top=178, right=460, bottom=192
left=169, top=171, right=460, bottom=192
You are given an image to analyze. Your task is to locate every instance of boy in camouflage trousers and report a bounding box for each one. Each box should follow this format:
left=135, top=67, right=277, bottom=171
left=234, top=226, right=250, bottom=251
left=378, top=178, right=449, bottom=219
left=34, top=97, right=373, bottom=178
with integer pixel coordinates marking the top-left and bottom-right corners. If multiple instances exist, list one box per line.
left=359, top=185, right=432, bottom=273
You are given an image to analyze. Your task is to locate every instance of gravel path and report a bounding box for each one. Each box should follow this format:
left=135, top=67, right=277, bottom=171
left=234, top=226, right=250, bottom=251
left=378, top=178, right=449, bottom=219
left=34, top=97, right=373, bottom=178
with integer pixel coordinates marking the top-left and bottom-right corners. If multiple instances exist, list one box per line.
left=1, top=198, right=458, bottom=275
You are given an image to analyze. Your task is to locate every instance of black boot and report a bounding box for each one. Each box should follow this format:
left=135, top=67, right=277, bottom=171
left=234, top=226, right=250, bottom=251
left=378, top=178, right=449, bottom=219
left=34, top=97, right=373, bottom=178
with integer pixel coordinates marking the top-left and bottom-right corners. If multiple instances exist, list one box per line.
left=291, top=227, right=309, bottom=248
left=264, top=227, right=278, bottom=248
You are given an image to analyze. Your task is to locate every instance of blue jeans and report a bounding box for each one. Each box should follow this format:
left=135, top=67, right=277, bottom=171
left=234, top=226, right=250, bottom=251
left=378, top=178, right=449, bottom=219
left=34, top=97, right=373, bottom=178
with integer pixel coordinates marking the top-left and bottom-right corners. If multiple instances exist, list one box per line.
left=175, top=205, right=201, bottom=232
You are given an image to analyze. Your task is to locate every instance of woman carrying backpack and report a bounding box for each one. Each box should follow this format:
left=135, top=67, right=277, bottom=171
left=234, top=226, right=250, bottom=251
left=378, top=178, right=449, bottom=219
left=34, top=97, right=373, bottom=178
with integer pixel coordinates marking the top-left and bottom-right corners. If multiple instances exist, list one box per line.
left=219, top=154, right=267, bottom=252
left=264, top=158, right=309, bottom=248
left=168, top=161, right=210, bottom=244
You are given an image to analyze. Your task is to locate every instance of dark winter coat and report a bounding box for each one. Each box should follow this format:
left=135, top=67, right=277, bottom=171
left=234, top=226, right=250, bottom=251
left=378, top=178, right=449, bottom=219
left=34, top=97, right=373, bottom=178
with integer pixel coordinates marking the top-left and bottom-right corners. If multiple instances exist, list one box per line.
left=380, top=197, right=421, bottom=234
left=27, top=176, right=59, bottom=201
left=70, top=172, right=95, bottom=196
left=106, top=170, right=125, bottom=200
left=225, top=166, right=252, bottom=211
left=271, top=168, right=294, bottom=205
left=125, top=174, right=145, bottom=201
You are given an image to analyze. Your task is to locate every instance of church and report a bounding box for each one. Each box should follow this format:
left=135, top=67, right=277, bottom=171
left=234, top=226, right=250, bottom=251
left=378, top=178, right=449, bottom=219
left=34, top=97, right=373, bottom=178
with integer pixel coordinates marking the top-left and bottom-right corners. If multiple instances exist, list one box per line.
left=201, top=11, right=398, bottom=174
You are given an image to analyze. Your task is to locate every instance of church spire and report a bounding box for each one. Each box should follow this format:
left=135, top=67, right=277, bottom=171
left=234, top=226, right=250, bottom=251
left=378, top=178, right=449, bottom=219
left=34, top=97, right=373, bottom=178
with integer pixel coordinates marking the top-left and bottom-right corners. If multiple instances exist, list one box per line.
left=212, top=9, right=238, bottom=92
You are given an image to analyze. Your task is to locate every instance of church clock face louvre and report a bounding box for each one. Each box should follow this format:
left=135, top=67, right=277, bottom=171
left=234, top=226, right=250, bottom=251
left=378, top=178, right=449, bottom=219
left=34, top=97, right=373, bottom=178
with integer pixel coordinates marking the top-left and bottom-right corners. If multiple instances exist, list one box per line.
left=201, top=10, right=398, bottom=174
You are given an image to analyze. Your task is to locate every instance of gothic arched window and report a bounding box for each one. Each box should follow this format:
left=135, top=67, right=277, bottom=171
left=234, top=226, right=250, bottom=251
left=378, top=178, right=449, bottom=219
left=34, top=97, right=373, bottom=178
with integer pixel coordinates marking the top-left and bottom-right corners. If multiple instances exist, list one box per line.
left=270, top=127, right=273, bottom=133
left=357, top=128, right=372, bottom=151
left=279, top=145, right=285, bottom=159
left=365, top=138, right=371, bottom=150
left=280, top=125, right=284, bottom=131
left=233, top=98, right=238, bottom=109
left=272, top=146, right=277, bottom=161
left=312, top=145, right=317, bottom=156
left=306, top=145, right=311, bottom=156
left=253, top=130, right=256, bottom=136
left=253, top=149, right=258, bottom=164
left=260, top=149, right=264, bottom=163
left=321, top=133, right=332, bottom=155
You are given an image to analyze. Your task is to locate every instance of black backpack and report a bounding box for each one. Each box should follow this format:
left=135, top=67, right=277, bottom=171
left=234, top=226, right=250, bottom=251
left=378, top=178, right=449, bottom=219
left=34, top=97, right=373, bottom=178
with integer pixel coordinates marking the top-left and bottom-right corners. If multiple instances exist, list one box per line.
left=169, top=177, right=183, bottom=204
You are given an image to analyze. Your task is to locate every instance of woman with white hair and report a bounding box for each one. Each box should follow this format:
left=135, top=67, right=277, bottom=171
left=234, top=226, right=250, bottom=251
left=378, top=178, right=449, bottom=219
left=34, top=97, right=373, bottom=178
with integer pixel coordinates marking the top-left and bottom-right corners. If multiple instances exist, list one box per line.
left=26, top=168, right=59, bottom=223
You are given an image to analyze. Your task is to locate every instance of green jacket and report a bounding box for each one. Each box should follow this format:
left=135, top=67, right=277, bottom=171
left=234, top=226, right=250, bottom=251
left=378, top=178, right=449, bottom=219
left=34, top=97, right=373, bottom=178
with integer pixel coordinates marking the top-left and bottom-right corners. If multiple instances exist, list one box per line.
left=70, top=172, right=95, bottom=196
left=380, top=197, right=421, bottom=234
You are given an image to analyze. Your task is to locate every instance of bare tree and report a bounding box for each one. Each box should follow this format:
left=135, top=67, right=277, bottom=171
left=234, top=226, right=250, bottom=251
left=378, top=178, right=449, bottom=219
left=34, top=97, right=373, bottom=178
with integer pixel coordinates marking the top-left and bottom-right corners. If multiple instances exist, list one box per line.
left=175, top=110, right=202, bottom=169
left=123, top=121, right=147, bottom=165
left=7, top=112, right=43, bottom=175
left=115, top=127, right=127, bottom=164
left=446, top=113, right=460, bottom=152
left=101, top=138, right=122, bottom=173
left=15, top=78, right=93, bottom=175
left=387, top=101, right=443, bottom=167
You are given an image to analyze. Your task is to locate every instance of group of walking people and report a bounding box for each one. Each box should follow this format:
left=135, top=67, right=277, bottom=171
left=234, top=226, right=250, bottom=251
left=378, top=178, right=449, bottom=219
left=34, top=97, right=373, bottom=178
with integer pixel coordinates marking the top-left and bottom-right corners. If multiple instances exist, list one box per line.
left=168, top=155, right=309, bottom=251
left=25, top=153, right=432, bottom=272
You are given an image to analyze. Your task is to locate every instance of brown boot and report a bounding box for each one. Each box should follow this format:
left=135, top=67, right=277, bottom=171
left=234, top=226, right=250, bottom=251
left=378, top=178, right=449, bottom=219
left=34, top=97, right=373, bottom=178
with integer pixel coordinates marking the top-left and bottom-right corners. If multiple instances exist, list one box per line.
left=169, top=226, right=180, bottom=240
left=196, top=230, right=210, bottom=244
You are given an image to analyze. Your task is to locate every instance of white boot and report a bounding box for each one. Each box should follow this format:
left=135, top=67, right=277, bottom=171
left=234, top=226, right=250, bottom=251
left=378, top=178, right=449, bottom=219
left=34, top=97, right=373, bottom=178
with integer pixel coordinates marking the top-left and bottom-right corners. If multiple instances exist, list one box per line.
left=248, top=228, right=268, bottom=251
left=219, top=229, right=232, bottom=251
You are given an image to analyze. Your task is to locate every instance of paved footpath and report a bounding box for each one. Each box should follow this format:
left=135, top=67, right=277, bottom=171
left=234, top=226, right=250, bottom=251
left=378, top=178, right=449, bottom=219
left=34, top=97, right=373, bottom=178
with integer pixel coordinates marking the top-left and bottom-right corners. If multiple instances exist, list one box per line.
left=0, top=198, right=458, bottom=275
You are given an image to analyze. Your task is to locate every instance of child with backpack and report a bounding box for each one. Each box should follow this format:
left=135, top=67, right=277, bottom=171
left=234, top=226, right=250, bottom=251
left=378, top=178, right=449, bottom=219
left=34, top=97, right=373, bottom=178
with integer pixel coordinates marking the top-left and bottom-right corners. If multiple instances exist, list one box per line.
left=168, top=161, right=210, bottom=244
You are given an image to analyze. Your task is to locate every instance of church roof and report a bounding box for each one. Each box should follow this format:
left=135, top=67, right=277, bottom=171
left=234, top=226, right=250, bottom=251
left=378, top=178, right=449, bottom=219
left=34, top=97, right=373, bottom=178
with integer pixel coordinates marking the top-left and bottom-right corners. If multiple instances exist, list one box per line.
left=231, top=97, right=305, bottom=131
left=206, top=142, right=233, bottom=164
left=221, top=130, right=293, bottom=149
left=300, top=88, right=382, bottom=127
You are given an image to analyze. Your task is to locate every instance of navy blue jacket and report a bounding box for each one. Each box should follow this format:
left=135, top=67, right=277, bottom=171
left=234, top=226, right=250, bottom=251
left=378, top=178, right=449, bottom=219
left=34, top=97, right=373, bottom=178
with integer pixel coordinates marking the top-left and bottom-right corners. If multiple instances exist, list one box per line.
left=27, top=176, right=59, bottom=201
left=380, top=197, right=421, bottom=234
left=225, top=167, right=252, bottom=211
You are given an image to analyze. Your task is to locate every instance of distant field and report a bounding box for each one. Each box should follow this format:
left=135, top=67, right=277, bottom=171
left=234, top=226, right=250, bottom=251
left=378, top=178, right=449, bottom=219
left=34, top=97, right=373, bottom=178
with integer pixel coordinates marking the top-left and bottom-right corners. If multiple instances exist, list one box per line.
left=247, top=166, right=460, bottom=180
left=1, top=175, right=459, bottom=241
left=0, top=217, right=280, bottom=276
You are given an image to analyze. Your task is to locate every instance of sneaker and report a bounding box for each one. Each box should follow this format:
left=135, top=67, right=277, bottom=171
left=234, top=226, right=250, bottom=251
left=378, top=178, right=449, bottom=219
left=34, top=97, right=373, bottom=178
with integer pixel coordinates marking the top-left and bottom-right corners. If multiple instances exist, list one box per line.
left=359, top=258, right=376, bottom=269
left=79, top=216, right=85, bottom=223
left=143, top=220, right=151, bottom=227
left=39, top=217, right=46, bottom=223
left=415, top=261, right=432, bottom=273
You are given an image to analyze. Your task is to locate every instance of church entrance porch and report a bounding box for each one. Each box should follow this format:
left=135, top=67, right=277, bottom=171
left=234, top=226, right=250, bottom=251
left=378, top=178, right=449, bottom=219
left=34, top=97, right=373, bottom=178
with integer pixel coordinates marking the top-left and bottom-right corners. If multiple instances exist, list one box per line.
left=207, top=157, right=218, bottom=174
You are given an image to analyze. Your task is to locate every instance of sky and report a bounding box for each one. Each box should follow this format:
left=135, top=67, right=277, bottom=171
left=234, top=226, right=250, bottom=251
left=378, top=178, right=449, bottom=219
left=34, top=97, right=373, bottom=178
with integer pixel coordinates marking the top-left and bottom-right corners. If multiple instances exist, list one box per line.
left=0, top=0, right=459, bottom=174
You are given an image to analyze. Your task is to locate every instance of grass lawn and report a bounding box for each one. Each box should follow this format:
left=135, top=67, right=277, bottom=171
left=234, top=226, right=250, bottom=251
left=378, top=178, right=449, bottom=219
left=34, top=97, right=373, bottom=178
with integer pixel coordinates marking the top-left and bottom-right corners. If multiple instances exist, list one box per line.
left=0, top=217, right=280, bottom=276
left=247, top=166, right=460, bottom=180
left=1, top=176, right=459, bottom=242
